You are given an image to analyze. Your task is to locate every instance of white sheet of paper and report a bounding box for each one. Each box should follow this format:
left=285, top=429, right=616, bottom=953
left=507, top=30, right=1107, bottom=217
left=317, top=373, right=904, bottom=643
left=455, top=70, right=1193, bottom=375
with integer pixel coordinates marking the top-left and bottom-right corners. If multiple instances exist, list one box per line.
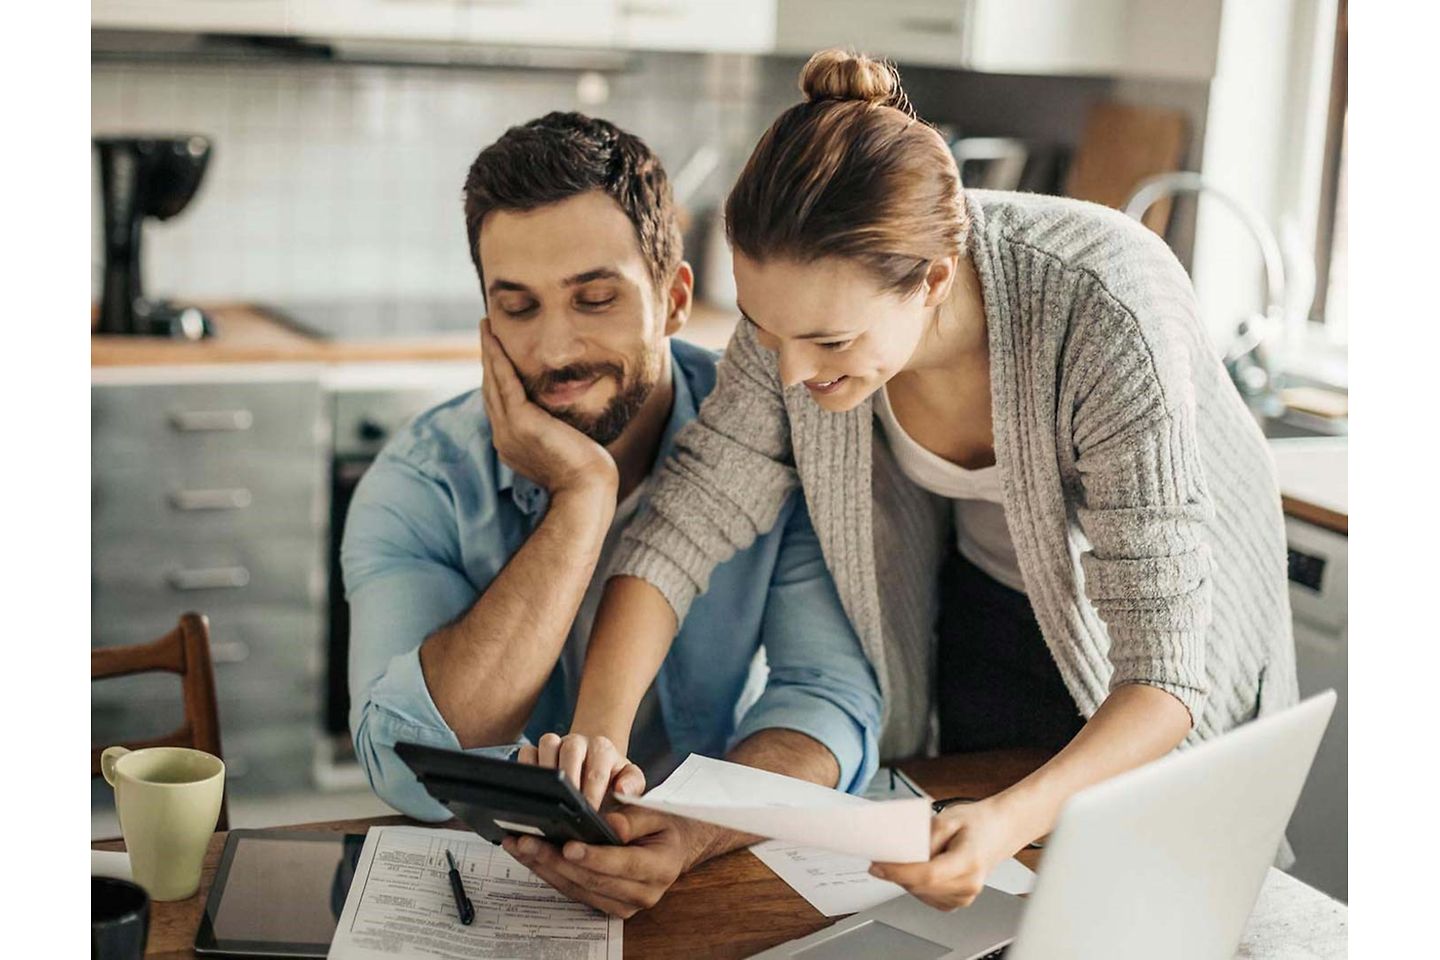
left=985, top=857, right=1038, bottom=896
left=327, top=825, right=621, bottom=960
left=91, top=850, right=134, bottom=884
left=748, top=766, right=1036, bottom=916
left=750, top=840, right=1037, bottom=917
left=621, top=755, right=931, bottom=863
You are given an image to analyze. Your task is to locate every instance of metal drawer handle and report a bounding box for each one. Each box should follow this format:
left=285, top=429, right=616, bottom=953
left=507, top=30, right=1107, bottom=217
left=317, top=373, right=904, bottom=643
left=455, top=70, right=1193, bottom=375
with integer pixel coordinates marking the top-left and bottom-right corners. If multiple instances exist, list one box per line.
left=168, top=566, right=251, bottom=591
left=170, top=409, right=254, bottom=432
left=170, top=488, right=253, bottom=511
left=210, top=640, right=251, bottom=664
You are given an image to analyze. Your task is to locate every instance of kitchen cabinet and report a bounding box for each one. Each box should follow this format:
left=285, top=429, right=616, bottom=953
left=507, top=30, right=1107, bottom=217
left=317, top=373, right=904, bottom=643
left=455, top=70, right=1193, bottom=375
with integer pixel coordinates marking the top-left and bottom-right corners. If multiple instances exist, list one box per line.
left=298, top=0, right=620, bottom=49
left=91, top=378, right=328, bottom=798
left=1271, top=438, right=1348, bottom=901
left=1284, top=515, right=1348, bottom=902
left=92, top=0, right=298, bottom=35
left=776, top=0, right=970, bottom=69
left=615, top=0, right=776, bottom=54
left=96, top=0, right=619, bottom=48
left=94, top=0, right=1221, bottom=76
left=291, top=1, right=472, bottom=43
left=775, top=0, right=1221, bottom=79
left=455, top=0, right=618, bottom=49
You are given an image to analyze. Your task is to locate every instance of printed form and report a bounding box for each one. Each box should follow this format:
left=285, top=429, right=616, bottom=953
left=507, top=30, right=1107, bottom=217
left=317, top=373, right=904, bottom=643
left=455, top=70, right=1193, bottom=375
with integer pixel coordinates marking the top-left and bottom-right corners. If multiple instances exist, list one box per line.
left=328, top=825, right=620, bottom=960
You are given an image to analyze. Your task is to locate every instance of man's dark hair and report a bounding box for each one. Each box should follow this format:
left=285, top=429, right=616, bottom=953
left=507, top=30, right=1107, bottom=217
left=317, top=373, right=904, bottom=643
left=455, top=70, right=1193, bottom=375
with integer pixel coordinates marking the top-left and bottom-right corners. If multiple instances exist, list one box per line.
left=463, top=111, right=682, bottom=295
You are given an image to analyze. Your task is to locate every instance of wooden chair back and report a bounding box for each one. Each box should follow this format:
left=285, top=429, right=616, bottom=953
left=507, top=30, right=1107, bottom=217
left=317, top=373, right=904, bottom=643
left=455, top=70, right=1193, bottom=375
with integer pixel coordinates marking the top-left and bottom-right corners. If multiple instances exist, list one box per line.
left=92, top=612, right=229, bottom=831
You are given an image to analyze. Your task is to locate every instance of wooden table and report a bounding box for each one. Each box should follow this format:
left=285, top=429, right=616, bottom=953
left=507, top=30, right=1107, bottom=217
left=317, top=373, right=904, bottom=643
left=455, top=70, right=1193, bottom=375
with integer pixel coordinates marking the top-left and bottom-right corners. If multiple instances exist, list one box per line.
left=93, top=749, right=1050, bottom=959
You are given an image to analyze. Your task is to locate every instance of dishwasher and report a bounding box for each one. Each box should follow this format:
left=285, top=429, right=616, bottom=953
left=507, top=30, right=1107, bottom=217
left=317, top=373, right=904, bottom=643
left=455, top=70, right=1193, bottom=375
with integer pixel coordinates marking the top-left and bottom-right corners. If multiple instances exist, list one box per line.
left=1283, top=514, right=1348, bottom=901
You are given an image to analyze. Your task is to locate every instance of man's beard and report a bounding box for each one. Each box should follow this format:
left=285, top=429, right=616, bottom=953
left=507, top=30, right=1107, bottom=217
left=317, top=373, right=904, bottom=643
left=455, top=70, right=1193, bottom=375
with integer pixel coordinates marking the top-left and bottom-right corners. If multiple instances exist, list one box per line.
left=520, top=343, right=662, bottom=447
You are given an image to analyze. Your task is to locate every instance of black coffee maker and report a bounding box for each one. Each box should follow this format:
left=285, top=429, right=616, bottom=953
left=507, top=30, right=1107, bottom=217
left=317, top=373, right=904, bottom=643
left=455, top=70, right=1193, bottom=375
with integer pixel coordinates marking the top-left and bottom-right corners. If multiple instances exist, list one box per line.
left=95, top=135, right=216, bottom=339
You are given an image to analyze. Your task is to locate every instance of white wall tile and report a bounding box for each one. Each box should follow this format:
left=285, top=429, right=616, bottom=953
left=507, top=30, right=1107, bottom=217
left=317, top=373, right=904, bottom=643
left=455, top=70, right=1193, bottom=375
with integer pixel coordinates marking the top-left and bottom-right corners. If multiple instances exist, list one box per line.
left=91, top=53, right=783, bottom=308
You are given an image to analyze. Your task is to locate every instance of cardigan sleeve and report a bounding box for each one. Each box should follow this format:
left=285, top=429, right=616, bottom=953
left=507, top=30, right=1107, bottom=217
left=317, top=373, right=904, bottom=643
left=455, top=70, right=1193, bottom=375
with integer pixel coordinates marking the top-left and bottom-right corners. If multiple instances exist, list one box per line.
left=1069, top=278, right=1215, bottom=724
left=611, top=318, right=800, bottom=621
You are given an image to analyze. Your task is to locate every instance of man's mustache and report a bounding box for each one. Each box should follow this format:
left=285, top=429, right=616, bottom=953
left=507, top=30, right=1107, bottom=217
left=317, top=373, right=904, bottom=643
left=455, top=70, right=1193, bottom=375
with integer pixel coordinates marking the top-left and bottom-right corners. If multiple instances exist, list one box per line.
left=521, top=362, right=625, bottom=399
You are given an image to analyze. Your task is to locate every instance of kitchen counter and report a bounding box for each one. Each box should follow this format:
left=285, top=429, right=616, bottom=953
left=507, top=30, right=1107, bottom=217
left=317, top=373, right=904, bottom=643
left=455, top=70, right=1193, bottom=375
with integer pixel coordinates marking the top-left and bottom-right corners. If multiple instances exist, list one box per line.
left=95, top=311, right=1346, bottom=538
left=91, top=302, right=741, bottom=367
left=1271, top=438, right=1348, bottom=535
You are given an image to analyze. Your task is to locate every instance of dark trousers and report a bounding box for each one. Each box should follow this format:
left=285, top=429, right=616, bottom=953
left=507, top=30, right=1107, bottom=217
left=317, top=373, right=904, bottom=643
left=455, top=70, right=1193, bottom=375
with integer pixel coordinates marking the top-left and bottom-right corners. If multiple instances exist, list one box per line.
left=937, top=550, right=1085, bottom=754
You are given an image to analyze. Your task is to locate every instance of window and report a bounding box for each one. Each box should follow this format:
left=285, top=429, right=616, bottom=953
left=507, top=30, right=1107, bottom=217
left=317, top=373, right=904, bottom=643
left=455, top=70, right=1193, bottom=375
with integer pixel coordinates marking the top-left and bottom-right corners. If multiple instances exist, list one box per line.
left=1310, top=0, right=1347, bottom=340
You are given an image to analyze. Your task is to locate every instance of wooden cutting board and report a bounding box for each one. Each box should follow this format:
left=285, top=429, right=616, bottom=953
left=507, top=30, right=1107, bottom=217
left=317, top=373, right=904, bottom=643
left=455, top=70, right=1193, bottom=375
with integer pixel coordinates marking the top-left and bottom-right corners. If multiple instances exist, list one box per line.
left=1064, top=102, right=1189, bottom=234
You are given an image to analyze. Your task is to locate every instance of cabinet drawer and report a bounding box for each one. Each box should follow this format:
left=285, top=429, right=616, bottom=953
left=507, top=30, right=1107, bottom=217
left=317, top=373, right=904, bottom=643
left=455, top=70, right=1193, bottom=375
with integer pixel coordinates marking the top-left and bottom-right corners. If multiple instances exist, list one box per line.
left=93, top=606, right=323, bottom=683
left=92, top=451, right=325, bottom=537
left=215, top=724, right=317, bottom=793
left=91, top=707, right=317, bottom=795
left=93, top=607, right=324, bottom=741
left=92, top=534, right=325, bottom=623
left=92, top=380, right=324, bottom=468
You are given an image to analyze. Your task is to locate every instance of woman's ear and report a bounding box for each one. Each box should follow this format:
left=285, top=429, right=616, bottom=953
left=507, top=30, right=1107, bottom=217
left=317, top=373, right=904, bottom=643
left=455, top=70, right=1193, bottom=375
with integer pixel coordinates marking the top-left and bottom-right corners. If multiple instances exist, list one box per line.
left=664, top=261, right=695, bottom=337
left=921, top=256, right=960, bottom=308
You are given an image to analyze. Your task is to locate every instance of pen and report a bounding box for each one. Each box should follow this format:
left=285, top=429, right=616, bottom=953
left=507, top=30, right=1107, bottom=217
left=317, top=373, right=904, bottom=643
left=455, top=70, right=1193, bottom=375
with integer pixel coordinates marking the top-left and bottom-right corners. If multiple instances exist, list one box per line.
left=445, top=849, right=474, bottom=925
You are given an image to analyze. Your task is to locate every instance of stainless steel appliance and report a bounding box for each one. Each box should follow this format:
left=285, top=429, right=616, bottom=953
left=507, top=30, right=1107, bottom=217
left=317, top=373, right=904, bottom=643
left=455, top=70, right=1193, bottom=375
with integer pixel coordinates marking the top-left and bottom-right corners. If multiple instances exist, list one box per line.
left=315, top=375, right=479, bottom=788
left=1284, top=514, right=1348, bottom=901
left=948, top=136, right=1067, bottom=195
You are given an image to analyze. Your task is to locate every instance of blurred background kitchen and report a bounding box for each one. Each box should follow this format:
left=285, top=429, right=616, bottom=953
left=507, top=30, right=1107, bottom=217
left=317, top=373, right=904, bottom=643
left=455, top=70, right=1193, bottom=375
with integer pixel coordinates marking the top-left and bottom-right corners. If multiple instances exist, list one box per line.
left=90, top=0, right=1349, bottom=900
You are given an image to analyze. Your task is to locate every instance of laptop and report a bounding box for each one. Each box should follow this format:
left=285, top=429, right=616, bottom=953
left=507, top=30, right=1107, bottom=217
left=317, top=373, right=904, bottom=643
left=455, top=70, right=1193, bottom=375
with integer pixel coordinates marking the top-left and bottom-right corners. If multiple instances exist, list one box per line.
left=751, top=690, right=1337, bottom=960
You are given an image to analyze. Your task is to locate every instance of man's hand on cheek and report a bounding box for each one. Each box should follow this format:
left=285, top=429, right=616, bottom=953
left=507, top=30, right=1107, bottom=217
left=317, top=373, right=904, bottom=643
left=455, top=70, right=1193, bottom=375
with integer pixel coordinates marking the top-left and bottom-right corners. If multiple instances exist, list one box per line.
left=501, top=808, right=706, bottom=919
left=481, top=317, right=618, bottom=499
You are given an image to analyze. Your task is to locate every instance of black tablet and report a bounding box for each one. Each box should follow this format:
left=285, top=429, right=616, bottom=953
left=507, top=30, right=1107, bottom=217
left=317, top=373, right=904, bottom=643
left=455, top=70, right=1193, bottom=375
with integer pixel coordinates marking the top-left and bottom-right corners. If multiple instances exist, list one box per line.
left=194, top=830, right=365, bottom=958
left=394, top=740, right=621, bottom=846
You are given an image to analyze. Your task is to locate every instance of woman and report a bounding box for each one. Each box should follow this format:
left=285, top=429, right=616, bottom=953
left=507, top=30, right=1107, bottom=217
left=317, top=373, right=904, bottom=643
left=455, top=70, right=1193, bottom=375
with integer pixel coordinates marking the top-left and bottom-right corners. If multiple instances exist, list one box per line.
left=537, top=50, right=1297, bottom=908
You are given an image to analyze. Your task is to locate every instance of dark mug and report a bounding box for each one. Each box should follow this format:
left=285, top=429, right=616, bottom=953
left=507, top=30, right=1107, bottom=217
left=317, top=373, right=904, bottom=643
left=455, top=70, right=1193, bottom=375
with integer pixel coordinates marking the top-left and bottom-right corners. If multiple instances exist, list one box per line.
left=93, top=876, right=150, bottom=960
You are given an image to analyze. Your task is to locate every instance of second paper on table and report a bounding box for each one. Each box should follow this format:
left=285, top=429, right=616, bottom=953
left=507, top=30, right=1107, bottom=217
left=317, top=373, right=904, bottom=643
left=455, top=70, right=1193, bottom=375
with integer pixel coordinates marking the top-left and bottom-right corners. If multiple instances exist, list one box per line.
left=751, top=767, right=1037, bottom=917
left=618, top=755, right=931, bottom=863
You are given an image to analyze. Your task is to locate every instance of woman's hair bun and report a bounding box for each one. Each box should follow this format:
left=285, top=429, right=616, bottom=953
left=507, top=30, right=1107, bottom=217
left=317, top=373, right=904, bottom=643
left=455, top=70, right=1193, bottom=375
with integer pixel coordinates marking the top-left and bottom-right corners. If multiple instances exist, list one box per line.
left=799, top=49, right=904, bottom=108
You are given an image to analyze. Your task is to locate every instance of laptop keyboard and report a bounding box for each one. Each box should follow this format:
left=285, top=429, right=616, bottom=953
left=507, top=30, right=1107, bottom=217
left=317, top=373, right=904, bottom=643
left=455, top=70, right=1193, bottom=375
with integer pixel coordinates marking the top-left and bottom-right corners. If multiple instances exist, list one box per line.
left=977, top=949, right=1009, bottom=959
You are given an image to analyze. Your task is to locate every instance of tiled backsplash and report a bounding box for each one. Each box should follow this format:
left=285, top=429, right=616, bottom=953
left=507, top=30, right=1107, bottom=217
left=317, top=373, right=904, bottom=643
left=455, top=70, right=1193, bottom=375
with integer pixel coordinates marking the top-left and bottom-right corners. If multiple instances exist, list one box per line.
left=92, top=53, right=1204, bottom=307
left=91, top=53, right=789, bottom=304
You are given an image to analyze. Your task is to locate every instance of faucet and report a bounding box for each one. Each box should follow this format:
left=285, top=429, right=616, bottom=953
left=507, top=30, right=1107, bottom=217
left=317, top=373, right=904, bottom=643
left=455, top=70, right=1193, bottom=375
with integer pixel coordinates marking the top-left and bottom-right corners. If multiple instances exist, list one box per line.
left=1123, top=172, right=1288, bottom=403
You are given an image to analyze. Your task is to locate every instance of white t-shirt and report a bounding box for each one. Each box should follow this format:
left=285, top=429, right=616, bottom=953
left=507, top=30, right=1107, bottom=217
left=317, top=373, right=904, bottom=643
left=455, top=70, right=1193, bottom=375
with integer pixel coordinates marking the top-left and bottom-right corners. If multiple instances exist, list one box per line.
left=560, top=482, right=678, bottom=783
left=873, top=385, right=1027, bottom=594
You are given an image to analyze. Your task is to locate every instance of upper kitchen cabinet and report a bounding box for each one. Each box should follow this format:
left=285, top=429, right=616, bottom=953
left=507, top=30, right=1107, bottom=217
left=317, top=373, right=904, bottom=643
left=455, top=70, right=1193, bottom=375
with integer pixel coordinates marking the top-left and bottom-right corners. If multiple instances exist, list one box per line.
left=776, top=0, right=1222, bottom=80
left=94, top=0, right=1222, bottom=76
left=455, top=0, right=618, bottom=48
left=95, top=0, right=621, bottom=48
left=614, top=0, right=776, bottom=54
left=93, top=0, right=298, bottom=34
left=283, top=1, right=621, bottom=49
left=291, top=2, right=479, bottom=44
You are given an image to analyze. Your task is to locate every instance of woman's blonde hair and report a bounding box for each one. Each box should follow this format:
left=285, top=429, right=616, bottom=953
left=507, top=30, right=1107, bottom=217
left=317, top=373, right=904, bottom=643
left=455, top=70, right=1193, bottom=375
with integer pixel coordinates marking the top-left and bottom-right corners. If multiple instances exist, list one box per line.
left=725, top=49, right=967, bottom=295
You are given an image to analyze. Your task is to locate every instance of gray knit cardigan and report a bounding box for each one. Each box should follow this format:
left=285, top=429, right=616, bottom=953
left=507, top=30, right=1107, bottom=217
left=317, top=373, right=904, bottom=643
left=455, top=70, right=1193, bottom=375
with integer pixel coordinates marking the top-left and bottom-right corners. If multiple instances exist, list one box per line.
left=613, top=190, right=1299, bottom=760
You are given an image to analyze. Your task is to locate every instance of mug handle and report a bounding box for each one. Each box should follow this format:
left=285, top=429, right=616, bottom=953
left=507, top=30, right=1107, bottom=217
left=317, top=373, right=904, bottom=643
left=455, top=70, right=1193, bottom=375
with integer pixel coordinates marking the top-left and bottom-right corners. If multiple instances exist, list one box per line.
left=100, top=746, right=130, bottom=786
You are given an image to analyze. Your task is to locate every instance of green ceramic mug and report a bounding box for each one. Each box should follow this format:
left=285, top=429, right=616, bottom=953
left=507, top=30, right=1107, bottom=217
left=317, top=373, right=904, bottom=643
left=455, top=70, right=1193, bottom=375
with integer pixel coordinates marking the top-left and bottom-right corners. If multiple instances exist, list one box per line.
left=100, top=746, right=225, bottom=901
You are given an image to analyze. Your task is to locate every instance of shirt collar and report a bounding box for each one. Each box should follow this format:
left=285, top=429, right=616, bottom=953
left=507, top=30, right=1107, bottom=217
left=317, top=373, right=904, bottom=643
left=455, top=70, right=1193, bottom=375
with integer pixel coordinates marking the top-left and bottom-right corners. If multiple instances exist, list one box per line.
left=498, top=341, right=701, bottom=516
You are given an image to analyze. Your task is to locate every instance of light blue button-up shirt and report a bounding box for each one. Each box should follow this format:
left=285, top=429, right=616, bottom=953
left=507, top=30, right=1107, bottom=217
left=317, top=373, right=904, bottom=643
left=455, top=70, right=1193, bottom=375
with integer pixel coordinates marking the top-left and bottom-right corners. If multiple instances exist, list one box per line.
left=342, top=338, right=881, bottom=821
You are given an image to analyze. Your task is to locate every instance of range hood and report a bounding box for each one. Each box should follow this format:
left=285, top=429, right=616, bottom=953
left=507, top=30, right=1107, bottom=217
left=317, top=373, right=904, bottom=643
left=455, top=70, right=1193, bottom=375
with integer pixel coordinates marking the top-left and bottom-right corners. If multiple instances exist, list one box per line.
left=92, top=29, right=637, bottom=73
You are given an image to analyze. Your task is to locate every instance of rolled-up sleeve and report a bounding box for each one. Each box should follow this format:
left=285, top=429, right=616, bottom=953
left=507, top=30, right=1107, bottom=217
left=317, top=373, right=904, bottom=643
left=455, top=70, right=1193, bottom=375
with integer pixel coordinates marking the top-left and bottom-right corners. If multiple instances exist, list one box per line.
left=729, top=497, right=882, bottom=794
left=1071, top=285, right=1214, bottom=724
left=342, top=455, right=522, bottom=821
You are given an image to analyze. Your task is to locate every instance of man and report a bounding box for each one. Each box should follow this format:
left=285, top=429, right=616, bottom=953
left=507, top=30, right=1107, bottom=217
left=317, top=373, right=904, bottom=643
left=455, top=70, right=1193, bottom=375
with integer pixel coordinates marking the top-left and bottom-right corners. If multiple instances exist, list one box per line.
left=342, top=112, right=882, bottom=917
